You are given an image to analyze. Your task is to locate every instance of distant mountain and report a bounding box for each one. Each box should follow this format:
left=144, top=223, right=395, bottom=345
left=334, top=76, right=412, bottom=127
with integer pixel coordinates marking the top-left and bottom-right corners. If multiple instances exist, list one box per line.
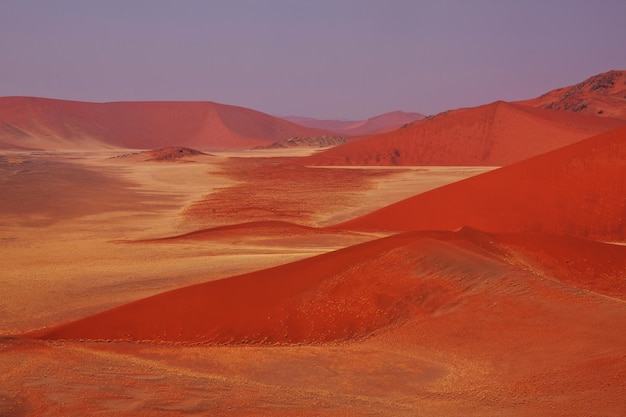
left=336, top=125, right=626, bottom=242
left=304, top=101, right=625, bottom=166
left=0, top=97, right=327, bottom=151
left=520, top=70, right=626, bottom=120
left=283, top=110, right=425, bottom=136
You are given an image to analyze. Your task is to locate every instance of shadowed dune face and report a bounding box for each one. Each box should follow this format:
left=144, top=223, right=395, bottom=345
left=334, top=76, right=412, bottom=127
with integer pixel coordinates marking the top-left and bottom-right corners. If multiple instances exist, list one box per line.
left=337, top=126, right=626, bottom=242
left=304, top=101, right=625, bottom=166
left=0, top=97, right=327, bottom=151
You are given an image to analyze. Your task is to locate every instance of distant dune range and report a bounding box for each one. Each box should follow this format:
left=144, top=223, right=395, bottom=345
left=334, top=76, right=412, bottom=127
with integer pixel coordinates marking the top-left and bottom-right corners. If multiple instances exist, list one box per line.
left=283, top=110, right=425, bottom=136
left=304, top=101, right=625, bottom=166
left=0, top=97, right=327, bottom=151
left=336, top=126, right=626, bottom=242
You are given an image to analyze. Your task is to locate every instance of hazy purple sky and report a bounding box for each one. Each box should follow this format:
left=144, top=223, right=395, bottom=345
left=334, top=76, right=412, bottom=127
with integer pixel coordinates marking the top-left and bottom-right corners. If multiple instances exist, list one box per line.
left=1, top=1, right=625, bottom=119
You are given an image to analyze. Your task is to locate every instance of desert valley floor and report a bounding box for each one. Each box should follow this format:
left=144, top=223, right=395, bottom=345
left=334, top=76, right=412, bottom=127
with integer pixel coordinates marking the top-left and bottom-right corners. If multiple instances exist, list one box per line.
left=1, top=144, right=625, bottom=417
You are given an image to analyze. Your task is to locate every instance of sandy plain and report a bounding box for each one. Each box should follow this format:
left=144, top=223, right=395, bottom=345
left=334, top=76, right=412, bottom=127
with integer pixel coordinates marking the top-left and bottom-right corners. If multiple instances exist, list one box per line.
left=1, top=147, right=625, bottom=416
left=3, top=149, right=455, bottom=334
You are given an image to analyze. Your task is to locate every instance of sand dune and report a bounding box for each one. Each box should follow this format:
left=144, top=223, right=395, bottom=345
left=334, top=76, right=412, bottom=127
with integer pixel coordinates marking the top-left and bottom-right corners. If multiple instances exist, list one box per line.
left=304, top=101, right=625, bottom=166
left=27, top=232, right=429, bottom=343
left=336, top=125, right=626, bottom=242
left=521, top=69, right=626, bottom=119
left=26, top=227, right=626, bottom=347
left=284, top=110, right=425, bottom=136
left=0, top=97, right=326, bottom=151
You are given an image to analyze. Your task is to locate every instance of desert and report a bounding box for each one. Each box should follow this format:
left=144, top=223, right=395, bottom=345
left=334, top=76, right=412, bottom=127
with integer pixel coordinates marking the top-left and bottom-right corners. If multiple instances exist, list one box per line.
left=2, top=5, right=626, bottom=414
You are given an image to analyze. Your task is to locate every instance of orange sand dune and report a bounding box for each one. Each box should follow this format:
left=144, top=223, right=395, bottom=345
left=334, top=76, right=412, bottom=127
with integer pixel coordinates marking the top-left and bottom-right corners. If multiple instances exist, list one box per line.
left=304, top=101, right=625, bottom=166
left=25, top=227, right=626, bottom=345
left=28, top=232, right=429, bottom=343
left=335, top=125, right=626, bottom=241
left=521, top=69, right=626, bottom=120
left=284, top=110, right=425, bottom=136
left=0, top=97, right=326, bottom=151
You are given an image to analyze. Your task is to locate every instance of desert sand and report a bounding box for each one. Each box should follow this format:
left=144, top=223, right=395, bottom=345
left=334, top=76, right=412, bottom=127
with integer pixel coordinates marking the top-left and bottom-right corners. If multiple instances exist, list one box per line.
left=2, top=73, right=626, bottom=416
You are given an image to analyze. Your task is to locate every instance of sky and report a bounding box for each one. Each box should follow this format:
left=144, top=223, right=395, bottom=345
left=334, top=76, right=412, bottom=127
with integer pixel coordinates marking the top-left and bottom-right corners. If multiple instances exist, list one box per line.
left=1, top=0, right=625, bottom=120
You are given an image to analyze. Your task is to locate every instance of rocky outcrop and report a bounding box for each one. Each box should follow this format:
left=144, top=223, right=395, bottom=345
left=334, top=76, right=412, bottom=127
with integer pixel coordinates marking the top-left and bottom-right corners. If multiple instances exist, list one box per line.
left=254, top=135, right=347, bottom=149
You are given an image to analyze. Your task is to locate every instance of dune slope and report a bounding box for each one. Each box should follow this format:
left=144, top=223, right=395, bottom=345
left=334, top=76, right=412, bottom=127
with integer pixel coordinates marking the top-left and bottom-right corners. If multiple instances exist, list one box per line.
left=336, top=125, right=626, bottom=242
left=304, top=101, right=625, bottom=166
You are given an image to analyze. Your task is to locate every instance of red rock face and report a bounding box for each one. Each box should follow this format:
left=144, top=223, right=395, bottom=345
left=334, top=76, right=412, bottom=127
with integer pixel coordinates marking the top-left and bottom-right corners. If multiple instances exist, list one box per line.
left=521, top=69, right=626, bottom=119
left=336, top=125, right=626, bottom=242
left=304, top=101, right=625, bottom=166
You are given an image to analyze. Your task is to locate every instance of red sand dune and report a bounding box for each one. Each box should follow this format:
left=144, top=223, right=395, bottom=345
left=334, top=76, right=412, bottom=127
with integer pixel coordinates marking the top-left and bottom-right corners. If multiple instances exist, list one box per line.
left=304, top=101, right=625, bottom=166
left=26, top=227, right=626, bottom=345
left=496, top=232, right=626, bottom=300
left=29, top=232, right=431, bottom=343
left=0, top=97, right=326, bottom=151
left=520, top=69, right=626, bottom=120
left=284, top=110, right=425, bottom=136
left=336, top=125, right=626, bottom=242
